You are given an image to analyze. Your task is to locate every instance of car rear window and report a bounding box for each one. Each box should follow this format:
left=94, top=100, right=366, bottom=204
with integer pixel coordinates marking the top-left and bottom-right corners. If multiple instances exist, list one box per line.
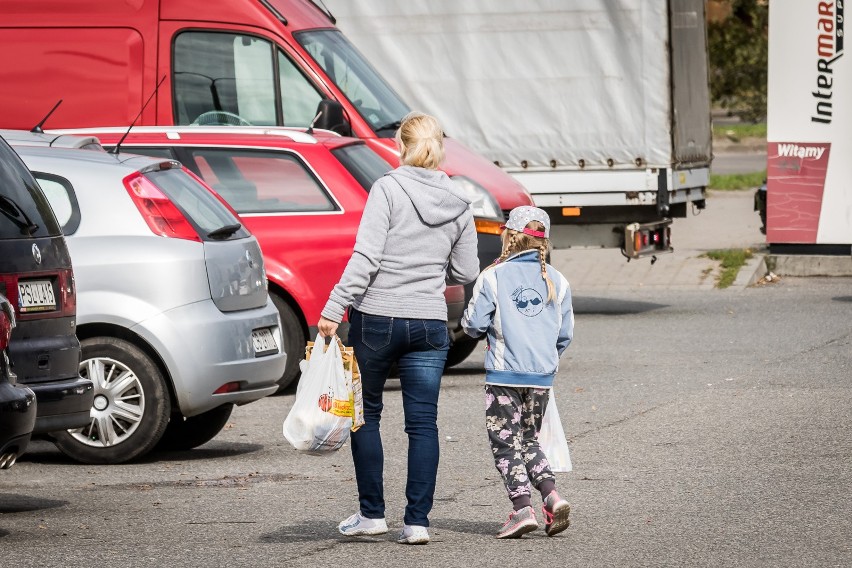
left=143, top=167, right=250, bottom=241
left=0, top=137, right=61, bottom=239
left=186, top=148, right=339, bottom=214
left=31, top=173, right=82, bottom=235
left=330, top=143, right=392, bottom=192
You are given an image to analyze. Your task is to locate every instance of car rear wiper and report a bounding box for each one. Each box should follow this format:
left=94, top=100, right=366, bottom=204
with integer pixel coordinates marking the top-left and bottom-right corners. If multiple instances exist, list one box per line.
left=207, top=223, right=242, bottom=240
left=0, top=195, right=39, bottom=236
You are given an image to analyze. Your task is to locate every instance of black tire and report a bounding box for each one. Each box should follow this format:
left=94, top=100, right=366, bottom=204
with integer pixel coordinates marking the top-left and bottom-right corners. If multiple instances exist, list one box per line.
left=445, top=339, right=481, bottom=368
left=53, top=337, right=171, bottom=464
left=156, top=404, right=234, bottom=451
left=271, top=293, right=305, bottom=390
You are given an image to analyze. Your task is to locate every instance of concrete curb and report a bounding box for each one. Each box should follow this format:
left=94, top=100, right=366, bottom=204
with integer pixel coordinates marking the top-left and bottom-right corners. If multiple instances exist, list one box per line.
left=767, top=255, right=852, bottom=277
left=733, top=254, right=768, bottom=289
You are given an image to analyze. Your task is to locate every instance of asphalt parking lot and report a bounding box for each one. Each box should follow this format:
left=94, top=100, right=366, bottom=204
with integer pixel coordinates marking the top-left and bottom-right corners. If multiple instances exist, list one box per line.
left=2, top=275, right=850, bottom=568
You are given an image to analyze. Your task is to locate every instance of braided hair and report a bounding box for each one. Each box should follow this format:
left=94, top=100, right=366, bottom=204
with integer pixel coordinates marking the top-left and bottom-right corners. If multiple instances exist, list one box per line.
left=486, top=221, right=556, bottom=303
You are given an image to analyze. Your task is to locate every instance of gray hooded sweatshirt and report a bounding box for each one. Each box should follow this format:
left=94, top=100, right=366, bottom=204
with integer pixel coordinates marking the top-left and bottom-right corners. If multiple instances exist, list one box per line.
left=321, top=165, right=480, bottom=323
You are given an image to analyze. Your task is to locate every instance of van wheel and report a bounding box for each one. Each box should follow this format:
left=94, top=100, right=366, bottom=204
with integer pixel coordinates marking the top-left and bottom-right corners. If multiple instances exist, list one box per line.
left=271, top=294, right=305, bottom=391
left=52, top=337, right=170, bottom=464
left=446, top=339, right=480, bottom=368
left=156, top=404, right=234, bottom=451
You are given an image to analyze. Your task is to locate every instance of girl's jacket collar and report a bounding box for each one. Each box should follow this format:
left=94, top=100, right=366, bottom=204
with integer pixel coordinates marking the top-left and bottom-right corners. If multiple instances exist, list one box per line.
left=501, top=250, right=540, bottom=264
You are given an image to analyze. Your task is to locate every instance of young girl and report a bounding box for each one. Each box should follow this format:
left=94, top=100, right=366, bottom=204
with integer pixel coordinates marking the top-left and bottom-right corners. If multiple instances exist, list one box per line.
left=461, top=206, right=574, bottom=539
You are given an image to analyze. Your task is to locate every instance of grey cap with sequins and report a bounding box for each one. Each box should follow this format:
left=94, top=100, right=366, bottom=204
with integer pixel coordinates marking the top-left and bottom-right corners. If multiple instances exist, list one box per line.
left=502, top=206, right=551, bottom=238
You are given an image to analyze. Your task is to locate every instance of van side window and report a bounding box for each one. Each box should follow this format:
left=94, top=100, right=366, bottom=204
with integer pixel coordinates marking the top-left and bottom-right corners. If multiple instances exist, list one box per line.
left=278, top=51, right=324, bottom=127
left=186, top=148, right=339, bottom=215
left=174, top=32, right=277, bottom=126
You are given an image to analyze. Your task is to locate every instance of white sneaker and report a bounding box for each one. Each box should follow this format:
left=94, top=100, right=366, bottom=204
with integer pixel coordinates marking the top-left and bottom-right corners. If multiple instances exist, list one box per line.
left=338, top=512, right=388, bottom=536
left=397, top=524, right=430, bottom=544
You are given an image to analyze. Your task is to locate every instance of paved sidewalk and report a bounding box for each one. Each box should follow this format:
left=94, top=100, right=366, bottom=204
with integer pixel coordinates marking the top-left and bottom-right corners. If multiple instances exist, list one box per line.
left=549, top=190, right=767, bottom=292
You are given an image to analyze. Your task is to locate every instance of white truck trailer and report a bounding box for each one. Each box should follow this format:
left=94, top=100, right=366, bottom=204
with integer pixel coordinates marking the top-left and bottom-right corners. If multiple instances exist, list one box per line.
left=321, top=0, right=712, bottom=259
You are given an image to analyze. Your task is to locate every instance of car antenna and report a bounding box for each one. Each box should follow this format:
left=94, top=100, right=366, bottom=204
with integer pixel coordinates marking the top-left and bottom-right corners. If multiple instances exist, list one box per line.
left=30, top=100, right=63, bottom=133
left=111, top=74, right=167, bottom=155
left=305, top=110, right=323, bottom=135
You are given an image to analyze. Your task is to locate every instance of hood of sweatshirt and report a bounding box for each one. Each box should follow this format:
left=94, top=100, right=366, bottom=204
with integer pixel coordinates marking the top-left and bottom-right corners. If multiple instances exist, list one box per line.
left=387, top=166, right=471, bottom=226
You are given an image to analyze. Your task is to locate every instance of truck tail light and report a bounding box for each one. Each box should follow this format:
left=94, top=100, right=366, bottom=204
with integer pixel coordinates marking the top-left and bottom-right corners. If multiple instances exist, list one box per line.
left=624, top=221, right=673, bottom=260
left=123, top=171, right=201, bottom=242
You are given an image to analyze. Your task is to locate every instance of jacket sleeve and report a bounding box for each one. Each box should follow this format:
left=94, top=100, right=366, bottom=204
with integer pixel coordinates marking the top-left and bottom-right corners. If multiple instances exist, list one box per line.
left=461, top=271, right=496, bottom=338
left=556, top=273, right=574, bottom=356
left=321, top=183, right=391, bottom=322
left=447, top=211, right=480, bottom=285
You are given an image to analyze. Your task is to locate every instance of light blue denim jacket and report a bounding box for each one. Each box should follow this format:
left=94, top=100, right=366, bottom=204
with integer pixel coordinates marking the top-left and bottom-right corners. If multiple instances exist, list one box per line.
left=461, top=251, right=574, bottom=388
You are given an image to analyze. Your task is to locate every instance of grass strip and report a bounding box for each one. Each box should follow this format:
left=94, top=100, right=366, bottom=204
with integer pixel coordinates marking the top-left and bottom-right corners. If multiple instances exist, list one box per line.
left=704, top=248, right=755, bottom=288
left=712, top=123, right=767, bottom=140
left=709, top=171, right=766, bottom=191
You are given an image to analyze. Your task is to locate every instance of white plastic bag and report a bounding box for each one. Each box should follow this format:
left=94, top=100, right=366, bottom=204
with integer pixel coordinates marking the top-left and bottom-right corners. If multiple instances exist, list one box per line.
left=303, top=337, right=364, bottom=432
left=282, top=334, right=352, bottom=454
left=539, top=388, right=573, bottom=472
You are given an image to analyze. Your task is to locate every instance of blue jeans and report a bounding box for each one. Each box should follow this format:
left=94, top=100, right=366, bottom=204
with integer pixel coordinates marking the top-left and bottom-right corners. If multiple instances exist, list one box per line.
left=347, top=309, right=450, bottom=527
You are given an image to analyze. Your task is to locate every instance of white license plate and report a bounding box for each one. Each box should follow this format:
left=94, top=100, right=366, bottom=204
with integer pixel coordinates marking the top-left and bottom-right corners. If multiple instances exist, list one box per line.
left=18, top=280, right=56, bottom=313
left=251, top=328, right=278, bottom=356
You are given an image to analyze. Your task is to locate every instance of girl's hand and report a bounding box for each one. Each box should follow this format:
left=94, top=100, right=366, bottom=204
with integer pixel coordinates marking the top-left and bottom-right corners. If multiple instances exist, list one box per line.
left=317, top=317, right=339, bottom=338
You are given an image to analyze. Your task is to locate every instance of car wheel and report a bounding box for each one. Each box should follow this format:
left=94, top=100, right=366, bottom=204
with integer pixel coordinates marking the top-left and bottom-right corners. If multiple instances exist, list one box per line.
left=155, top=404, right=234, bottom=451
left=271, top=293, right=305, bottom=390
left=52, top=337, right=171, bottom=464
left=445, top=339, right=480, bottom=368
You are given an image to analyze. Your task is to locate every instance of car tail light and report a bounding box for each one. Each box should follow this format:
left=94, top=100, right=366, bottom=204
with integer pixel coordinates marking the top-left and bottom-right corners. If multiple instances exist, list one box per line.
left=0, top=299, right=14, bottom=351
left=213, top=382, right=241, bottom=394
left=123, top=171, right=201, bottom=242
left=58, top=269, right=76, bottom=317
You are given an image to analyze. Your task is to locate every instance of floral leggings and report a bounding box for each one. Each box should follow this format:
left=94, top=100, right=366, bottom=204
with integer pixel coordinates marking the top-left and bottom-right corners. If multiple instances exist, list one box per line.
left=485, top=385, right=555, bottom=500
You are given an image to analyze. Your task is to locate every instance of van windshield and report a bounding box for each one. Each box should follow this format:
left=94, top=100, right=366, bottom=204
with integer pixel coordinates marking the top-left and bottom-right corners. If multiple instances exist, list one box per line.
left=295, top=30, right=410, bottom=138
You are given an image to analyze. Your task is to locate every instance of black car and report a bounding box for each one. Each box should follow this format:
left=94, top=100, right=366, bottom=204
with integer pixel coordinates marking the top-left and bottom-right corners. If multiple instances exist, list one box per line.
left=0, top=293, right=36, bottom=468
left=0, top=134, right=93, bottom=436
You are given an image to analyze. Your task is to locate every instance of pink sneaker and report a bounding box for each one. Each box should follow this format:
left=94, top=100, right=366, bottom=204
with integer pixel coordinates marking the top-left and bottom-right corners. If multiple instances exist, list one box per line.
left=542, top=491, right=571, bottom=536
left=496, top=506, right=539, bottom=539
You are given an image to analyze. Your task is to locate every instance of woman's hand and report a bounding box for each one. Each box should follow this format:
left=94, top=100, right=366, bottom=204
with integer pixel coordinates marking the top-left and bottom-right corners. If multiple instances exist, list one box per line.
left=317, top=317, right=339, bottom=338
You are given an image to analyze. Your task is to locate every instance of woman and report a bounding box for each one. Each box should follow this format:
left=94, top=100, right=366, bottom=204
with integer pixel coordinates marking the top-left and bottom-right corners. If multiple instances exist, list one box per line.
left=317, top=111, right=479, bottom=545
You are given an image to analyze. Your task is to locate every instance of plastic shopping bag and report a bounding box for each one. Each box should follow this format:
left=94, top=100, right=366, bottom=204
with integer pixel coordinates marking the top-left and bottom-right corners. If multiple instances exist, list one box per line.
left=538, top=388, right=573, bottom=472
left=313, top=337, right=363, bottom=432
left=303, top=336, right=364, bottom=432
left=282, top=334, right=352, bottom=454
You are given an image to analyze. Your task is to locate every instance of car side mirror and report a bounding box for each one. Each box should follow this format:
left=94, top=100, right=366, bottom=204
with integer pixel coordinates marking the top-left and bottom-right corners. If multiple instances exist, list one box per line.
left=312, top=100, right=351, bottom=136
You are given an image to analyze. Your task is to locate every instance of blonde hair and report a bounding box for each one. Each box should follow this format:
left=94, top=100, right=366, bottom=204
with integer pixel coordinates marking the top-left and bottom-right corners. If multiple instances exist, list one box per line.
left=488, top=221, right=556, bottom=303
left=395, top=111, right=445, bottom=170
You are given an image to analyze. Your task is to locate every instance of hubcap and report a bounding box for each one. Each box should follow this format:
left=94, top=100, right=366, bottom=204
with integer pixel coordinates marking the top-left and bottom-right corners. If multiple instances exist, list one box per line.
left=69, top=356, right=145, bottom=448
left=93, top=395, right=108, bottom=411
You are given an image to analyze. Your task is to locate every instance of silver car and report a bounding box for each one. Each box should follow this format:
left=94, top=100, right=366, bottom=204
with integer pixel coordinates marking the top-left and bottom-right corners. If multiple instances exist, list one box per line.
left=11, top=144, right=287, bottom=464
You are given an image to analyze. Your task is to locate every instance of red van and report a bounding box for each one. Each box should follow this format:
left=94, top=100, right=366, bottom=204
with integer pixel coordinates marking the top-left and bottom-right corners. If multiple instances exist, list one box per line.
left=0, top=0, right=532, bottom=267
left=52, top=126, right=477, bottom=387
